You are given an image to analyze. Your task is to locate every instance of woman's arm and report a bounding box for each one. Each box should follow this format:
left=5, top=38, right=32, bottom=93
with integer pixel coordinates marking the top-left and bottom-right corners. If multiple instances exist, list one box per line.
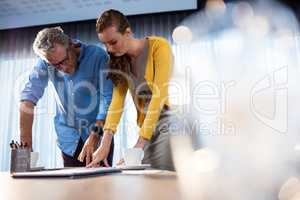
left=139, top=39, right=173, bottom=140
left=103, top=82, right=128, bottom=133
left=88, top=83, right=128, bottom=167
left=87, top=130, right=114, bottom=167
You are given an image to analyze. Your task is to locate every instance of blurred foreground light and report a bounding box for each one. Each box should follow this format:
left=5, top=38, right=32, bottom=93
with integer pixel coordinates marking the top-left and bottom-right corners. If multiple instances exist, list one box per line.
left=232, top=2, right=270, bottom=38
left=250, top=15, right=270, bottom=37
left=274, top=29, right=295, bottom=50
left=291, top=193, right=300, bottom=200
left=294, top=144, right=300, bottom=151
left=232, top=1, right=254, bottom=28
left=171, top=136, right=220, bottom=173
left=205, top=0, right=226, bottom=17
left=192, top=148, right=219, bottom=173
left=168, top=76, right=191, bottom=105
left=279, top=177, right=300, bottom=200
left=172, top=25, right=193, bottom=45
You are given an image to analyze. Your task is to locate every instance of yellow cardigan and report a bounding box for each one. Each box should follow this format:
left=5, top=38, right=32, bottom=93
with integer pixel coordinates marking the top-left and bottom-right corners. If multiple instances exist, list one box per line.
left=103, top=36, right=173, bottom=140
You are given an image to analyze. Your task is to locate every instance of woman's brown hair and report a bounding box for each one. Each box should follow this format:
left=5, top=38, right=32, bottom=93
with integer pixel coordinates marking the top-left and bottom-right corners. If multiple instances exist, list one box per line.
left=96, top=9, right=132, bottom=86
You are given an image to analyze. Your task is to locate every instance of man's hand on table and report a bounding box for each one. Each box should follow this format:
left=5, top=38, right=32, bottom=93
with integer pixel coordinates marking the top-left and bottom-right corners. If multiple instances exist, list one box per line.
left=86, top=130, right=113, bottom=168
left=78, top=132, right=100, bottom=166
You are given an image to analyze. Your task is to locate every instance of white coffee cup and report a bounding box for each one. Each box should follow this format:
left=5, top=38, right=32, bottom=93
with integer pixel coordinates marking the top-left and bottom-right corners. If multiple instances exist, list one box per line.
left=30, top=152, right=39, bottom=168
left=123, top=148, right=144, bottom=166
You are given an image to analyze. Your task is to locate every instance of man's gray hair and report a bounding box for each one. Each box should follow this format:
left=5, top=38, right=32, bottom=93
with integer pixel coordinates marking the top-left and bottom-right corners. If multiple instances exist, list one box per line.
left=33, top=27, right=69, bottom=56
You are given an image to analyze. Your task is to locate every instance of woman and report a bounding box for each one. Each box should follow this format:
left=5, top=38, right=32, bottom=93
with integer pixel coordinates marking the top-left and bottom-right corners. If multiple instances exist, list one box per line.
left=88, top=9, right=176, bottom=170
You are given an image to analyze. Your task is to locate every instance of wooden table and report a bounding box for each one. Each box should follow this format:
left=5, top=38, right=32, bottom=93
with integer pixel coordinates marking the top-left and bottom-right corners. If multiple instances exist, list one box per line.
left=0, top=170, right=183, bottom=200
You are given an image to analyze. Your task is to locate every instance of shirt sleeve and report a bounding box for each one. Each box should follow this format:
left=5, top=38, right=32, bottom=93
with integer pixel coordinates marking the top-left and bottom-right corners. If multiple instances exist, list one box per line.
left=103, top=81, right=128, bottom=133
left=139, top=39, right=173, bottom=140
left=20, top=58, right=49, bottom=105
left=96, top=53, right=113, bottom=120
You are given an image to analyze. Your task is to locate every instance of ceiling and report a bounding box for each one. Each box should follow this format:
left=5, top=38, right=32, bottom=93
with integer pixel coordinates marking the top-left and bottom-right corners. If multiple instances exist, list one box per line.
left=0, top=0, right=197, bottom=30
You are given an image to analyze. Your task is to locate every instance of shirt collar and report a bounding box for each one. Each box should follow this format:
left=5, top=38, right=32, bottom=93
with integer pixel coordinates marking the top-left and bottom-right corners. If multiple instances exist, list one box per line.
left=72, top=39, right=86, bottom=63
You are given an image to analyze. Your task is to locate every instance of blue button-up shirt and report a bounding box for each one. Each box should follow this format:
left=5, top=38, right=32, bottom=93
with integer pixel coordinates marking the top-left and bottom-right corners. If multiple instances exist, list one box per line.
left=20, top=42, right=113, bottom=156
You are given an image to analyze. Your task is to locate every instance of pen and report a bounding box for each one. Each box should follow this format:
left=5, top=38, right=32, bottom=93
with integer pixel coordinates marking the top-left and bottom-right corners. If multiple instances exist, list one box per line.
left=10, top=140, right=17, bottom=150
left=15, top=141, right=20, bottom=149
left=10, top=140, right=14, bottom=149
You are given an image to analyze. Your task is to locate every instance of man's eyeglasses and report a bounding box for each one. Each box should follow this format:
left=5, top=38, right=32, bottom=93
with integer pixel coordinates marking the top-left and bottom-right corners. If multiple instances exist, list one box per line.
left=51, top=48, right=69, bottom=68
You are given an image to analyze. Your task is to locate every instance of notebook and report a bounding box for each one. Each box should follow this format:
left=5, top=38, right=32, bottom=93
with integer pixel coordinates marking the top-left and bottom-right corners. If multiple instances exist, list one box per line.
left=11, top=167, right=121, bottom=178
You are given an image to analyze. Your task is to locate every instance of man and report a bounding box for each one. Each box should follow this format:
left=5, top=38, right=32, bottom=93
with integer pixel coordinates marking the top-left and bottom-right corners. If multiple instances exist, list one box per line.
left=20, top=27, right=114, bottom=167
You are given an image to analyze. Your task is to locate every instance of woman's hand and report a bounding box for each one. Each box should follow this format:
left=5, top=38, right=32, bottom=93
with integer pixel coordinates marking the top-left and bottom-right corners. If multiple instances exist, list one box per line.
left=133, top=136, right=148, bottom=149
left=116, top=158, right=125, bottom=166
left=87, top=130, right=113, bottom=168
left=116, top=136, right=148, bottom=165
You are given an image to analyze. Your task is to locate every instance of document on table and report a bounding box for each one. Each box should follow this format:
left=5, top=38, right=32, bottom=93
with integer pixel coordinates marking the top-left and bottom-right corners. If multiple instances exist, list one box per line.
left=116, top=164, right=151, bottom=170
left=11, top=167, right=121, bottom=178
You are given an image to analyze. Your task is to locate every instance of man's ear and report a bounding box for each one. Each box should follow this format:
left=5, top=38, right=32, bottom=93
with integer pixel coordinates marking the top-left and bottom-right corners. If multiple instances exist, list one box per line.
left=70, top=39, right=81, bottom=48
left=124, top=27, right=132, bottom=37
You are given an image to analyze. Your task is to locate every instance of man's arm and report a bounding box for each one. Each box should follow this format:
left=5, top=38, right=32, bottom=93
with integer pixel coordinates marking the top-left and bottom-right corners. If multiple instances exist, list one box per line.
left=78, top=51, right=112, bottom=165
left=95, top=120, right=104, bottom=127
left=20, top=101, right=35, bottom=150
left=19, top=58, right=49, bottom=150
left=97, top=52, right=113, bottom=121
